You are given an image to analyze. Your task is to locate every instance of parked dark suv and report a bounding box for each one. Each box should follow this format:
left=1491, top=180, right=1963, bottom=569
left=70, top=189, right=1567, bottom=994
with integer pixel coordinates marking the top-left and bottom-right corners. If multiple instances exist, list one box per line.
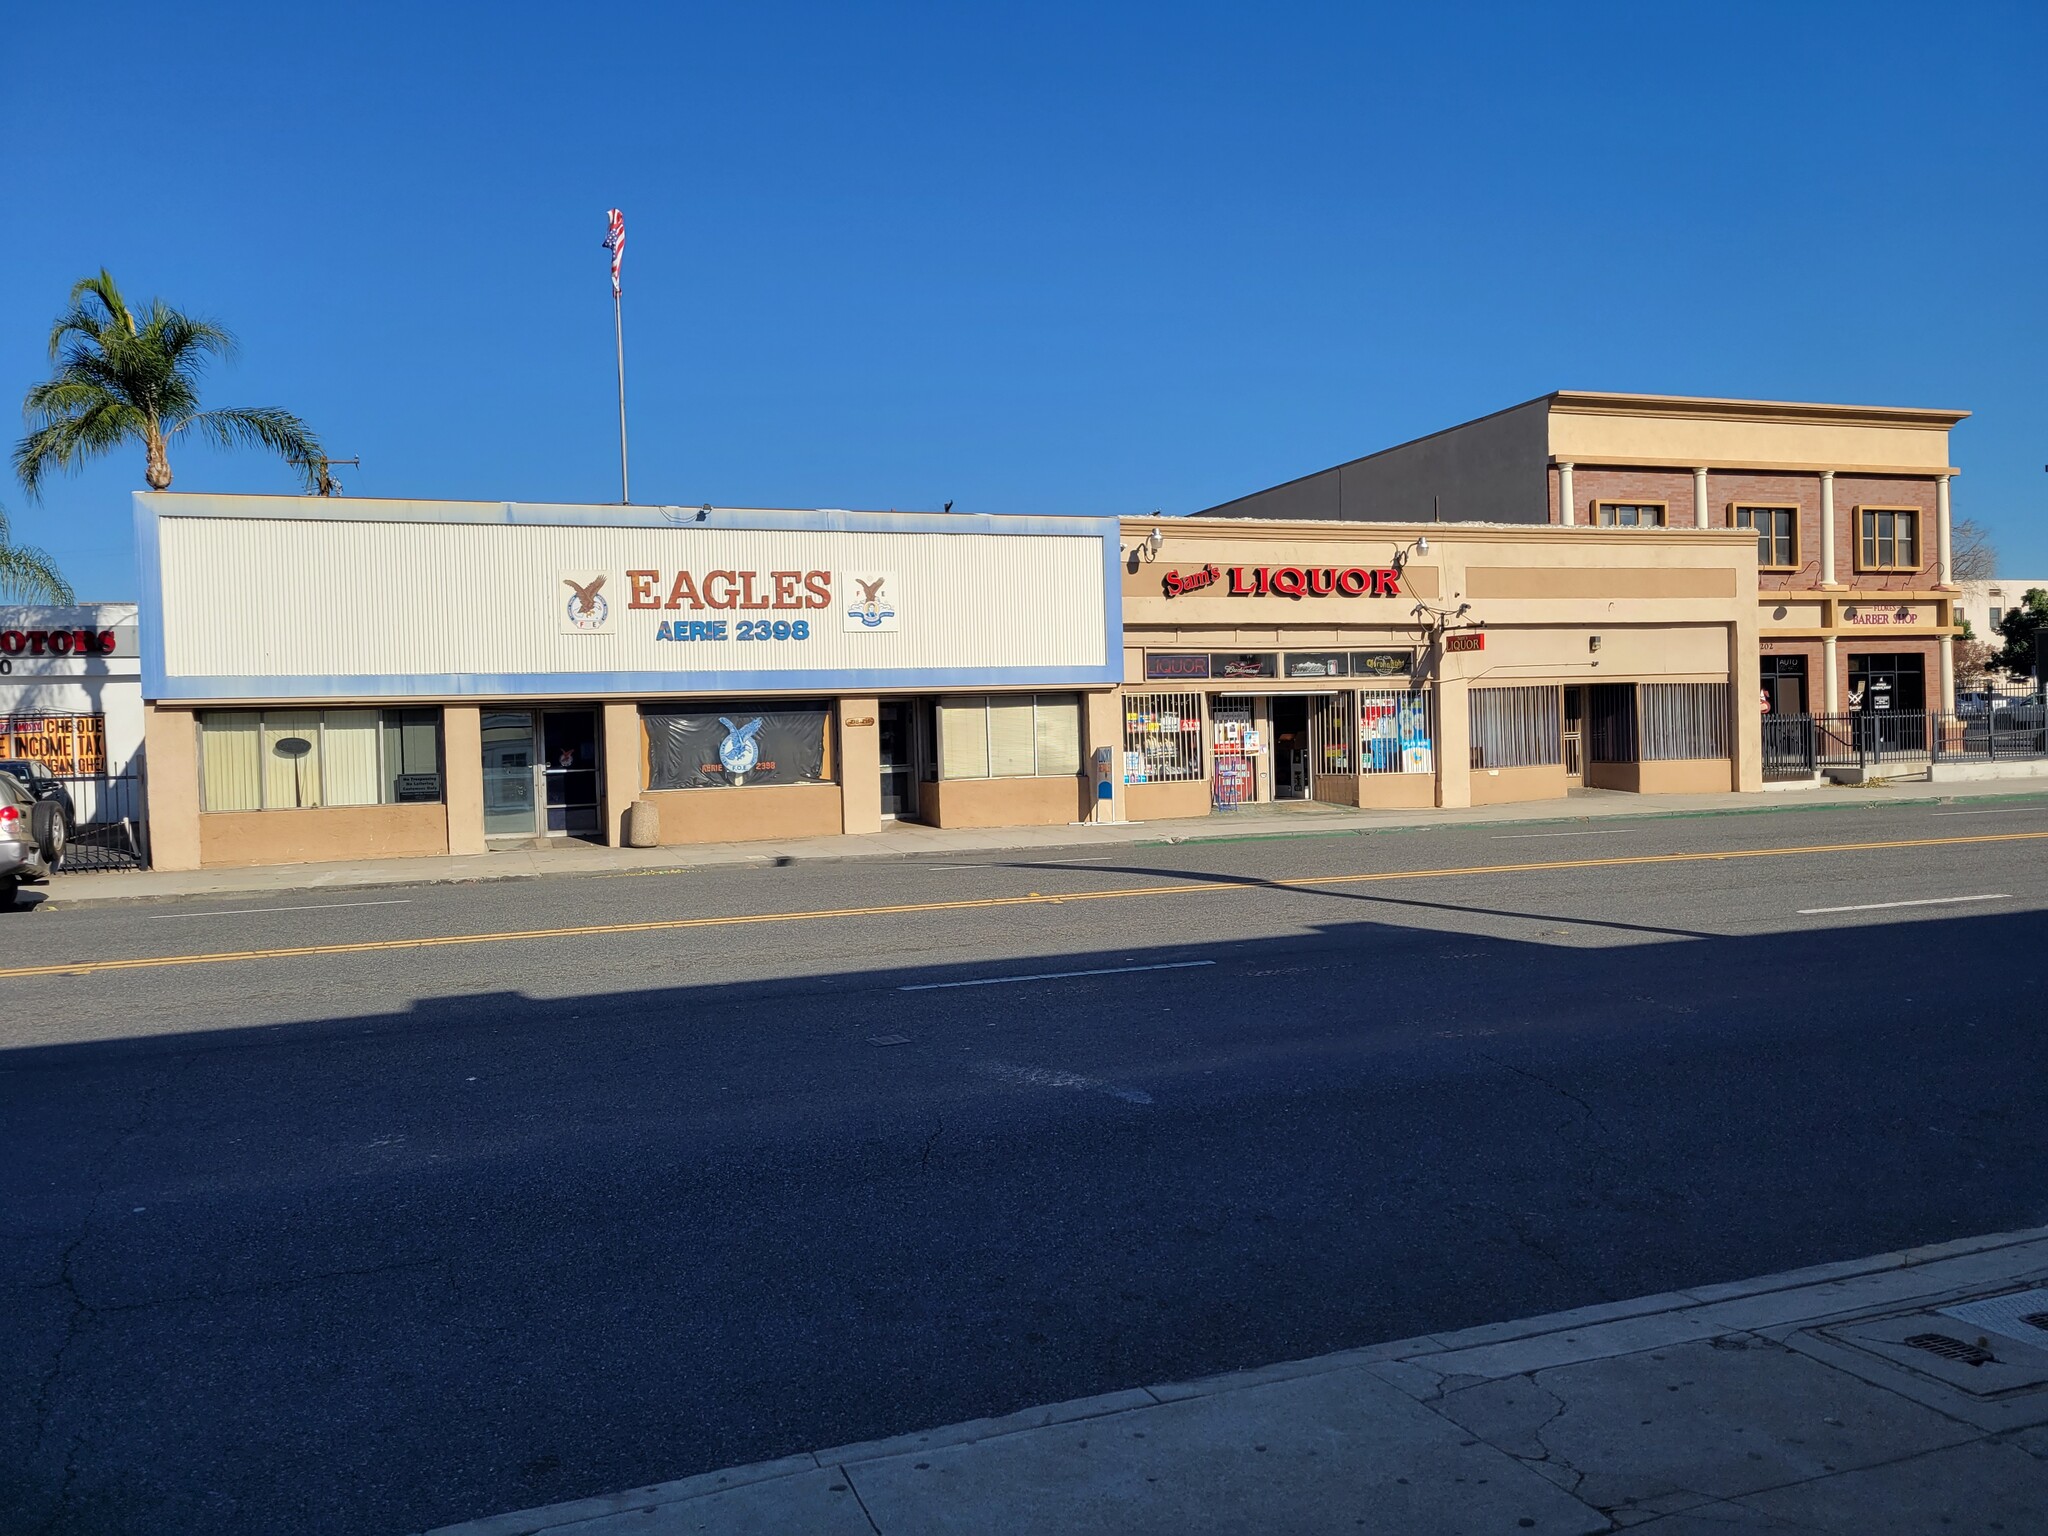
left=0, top=758, right=76, bottom=842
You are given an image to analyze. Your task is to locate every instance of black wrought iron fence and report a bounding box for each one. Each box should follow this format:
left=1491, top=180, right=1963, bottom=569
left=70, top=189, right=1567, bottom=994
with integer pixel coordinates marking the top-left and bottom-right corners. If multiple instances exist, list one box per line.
left=52, top=772, right=147, bottom=871
left=1762, top=700, right=2048, bottom=779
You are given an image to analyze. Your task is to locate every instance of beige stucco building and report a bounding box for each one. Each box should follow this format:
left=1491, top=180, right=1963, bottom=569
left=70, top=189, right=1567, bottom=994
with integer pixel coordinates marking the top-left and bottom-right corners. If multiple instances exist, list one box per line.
left=1115, top=517, right=1758, bottom=818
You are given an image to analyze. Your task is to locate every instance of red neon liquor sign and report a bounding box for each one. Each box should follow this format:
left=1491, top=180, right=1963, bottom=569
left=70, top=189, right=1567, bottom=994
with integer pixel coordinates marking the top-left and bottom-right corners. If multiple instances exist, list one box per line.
left=1161, top=565, right=1401, bottom=599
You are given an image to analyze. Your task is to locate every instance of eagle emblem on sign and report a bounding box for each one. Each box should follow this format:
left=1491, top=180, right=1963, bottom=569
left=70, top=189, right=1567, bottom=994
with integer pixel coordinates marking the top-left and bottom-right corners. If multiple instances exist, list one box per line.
left=718, top=716, right=765, bottom=778
left=560, top=574, right=611, bottom=633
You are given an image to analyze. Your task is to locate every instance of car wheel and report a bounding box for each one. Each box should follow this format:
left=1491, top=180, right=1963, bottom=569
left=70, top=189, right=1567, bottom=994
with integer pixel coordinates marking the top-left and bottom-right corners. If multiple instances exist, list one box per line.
left=30, top=800, right=66, bottom=865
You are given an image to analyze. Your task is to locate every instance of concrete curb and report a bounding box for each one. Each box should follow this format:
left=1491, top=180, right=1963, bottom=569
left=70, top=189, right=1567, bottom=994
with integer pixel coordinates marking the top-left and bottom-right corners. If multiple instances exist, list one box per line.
left=417, top=1224, right=2048, bottom=1536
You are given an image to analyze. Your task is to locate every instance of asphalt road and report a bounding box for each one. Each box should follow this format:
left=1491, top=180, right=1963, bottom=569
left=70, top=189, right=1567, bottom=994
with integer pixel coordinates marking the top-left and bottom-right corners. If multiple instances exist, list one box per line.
left=5, top=795, right=2048, bottom=1535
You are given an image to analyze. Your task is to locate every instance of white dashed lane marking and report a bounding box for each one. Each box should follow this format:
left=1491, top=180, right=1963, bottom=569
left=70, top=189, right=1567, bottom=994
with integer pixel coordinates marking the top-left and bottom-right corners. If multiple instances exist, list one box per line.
left=900, top=960, right=1214, bottom=991
left=1797, top=894, right=2011, bottom=915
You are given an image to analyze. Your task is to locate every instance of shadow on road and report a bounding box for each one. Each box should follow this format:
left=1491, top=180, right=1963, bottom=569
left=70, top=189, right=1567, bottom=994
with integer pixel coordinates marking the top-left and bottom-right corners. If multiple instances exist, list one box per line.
left=3, top=907, right=2045, bottom=1536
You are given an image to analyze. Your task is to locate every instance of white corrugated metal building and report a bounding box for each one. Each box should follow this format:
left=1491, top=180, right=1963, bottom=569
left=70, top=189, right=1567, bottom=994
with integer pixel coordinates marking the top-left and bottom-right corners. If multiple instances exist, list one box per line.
left=137, top=493, right=1125, bottom=869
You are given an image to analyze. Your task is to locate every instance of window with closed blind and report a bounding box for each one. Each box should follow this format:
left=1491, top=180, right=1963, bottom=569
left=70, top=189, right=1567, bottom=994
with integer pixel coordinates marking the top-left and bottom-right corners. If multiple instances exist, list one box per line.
left=937, top=694, right=1083, bottom=779
left=197, top=709, right=444, bottom=811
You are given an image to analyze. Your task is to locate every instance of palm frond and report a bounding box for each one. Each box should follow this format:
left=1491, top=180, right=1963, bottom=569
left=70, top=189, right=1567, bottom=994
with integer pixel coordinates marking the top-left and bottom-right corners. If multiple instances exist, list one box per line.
left=14, top=399, right=147, bottom=498
left=0, top=505, right=73, bottom=602
left=0, top=542, right=75, bottom=603
left=174, top=407, right=325, bottom=490
left=48, top=268, right=134, bottom=358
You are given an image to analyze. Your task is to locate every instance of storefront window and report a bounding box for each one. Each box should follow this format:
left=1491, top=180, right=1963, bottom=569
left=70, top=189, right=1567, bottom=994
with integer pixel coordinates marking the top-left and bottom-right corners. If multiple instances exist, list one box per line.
left=937, top=694, right=1082, bottom=779
left=1469, top=686, right=1562, bottom=769
left=1121, top=692, right=1205, bottom=783
left=1358, top=689, right=1434, bottom=774
left=198, top=709, right=444, bottom=811
left=642, top=701, right=833, bottom=789
left=1639, top=683, right=1730, bottom=760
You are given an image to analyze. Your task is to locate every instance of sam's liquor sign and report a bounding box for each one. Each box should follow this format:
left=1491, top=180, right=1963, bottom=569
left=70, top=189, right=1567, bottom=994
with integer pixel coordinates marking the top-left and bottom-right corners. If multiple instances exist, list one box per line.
left=1161, top=564, right=1403, bottom=599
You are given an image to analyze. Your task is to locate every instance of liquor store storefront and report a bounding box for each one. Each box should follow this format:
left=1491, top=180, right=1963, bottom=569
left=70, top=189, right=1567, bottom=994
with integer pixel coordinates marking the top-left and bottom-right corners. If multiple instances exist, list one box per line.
left=1115, top=517, right=1763, bottom=817
left=137, top=494, right=1122, bottom=870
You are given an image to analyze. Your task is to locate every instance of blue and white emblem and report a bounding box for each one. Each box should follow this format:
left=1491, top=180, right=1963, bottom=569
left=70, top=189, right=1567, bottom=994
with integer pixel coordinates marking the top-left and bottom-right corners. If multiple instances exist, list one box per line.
left=842, top=570, right=900, bottom=632
left=718, top=716, right=765, bottom=778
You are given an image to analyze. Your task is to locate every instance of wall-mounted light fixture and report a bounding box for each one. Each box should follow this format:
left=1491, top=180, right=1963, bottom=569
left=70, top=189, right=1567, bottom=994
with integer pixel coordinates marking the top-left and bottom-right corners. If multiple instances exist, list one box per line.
left=1145, top=527, right=1164, bottom=561
left=1392, top=534, right=1432, bottom=571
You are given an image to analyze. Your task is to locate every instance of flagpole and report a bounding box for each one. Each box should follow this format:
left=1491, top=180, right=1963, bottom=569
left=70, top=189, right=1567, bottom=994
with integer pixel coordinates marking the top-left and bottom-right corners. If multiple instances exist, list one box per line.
left=613, top=285, right=630, bottom=505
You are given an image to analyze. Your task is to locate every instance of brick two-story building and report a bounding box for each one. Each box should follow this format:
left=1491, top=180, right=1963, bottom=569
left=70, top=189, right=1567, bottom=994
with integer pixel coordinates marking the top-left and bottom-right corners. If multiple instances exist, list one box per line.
left=1197, top=390, right=1969, bottom=720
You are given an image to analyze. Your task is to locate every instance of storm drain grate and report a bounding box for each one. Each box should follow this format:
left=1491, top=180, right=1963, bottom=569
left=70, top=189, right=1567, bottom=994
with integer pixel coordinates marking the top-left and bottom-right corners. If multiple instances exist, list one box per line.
left=1904, top=1333, right=1998, bottom=1367
left=1936, top=1285, right=2048, bottom=1351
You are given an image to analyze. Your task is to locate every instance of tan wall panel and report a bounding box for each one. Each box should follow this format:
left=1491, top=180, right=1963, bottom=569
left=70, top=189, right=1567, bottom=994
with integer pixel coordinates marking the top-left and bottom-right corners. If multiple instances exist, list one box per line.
left=1355, top=773, right=1437, bottom=810
left=1467, top=625, right=1729, bottom=678
left=199, top=802, right=449, bottom=868
left=924, top=775, right=1087, bottom=829
left=1638, top=758, right=1736, bottom=794
left=642, top=783, right=843, bottom=845
left=1465, top=566, right=1736, bottom=600
left=142, top=703, right=202, bottom=871
left=1548, top=408, right=1956, bottom=474
left=1126, top=779, right=1212, bottom=822
left=838, top=697, right=881, bottom=835
left=1469, top=763, right=1569, bottom=805
left=600, top=702, right=640, bottom=846
left=1762, top=600, right=1826, bottom=629
left=443, top=705, right=486, bottom=855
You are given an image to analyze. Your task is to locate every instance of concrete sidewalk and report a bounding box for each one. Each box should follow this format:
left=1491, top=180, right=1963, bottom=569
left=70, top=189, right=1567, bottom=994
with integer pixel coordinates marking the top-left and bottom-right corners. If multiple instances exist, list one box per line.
left=424, top=1226, right=2048, bottom=1535
left=34, top=778, right=2048, bottom=909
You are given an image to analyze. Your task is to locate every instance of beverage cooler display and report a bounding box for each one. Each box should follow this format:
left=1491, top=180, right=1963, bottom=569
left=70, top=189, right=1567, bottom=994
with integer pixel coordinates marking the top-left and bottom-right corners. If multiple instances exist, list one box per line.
left=1360, top=691, right=1433, bottom=775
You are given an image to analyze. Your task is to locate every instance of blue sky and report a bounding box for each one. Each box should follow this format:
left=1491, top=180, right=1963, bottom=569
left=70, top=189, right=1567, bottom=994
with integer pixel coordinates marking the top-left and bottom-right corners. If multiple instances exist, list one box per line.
left=4, top=2, right=2043, bottom=598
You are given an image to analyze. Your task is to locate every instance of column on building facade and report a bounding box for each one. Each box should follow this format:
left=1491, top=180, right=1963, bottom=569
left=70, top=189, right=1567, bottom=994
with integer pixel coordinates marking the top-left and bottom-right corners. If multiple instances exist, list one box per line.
left=1693, top=467, right=1711, bottom=529
left=140, top=702, right=201, bottom=872
left=1937, top=475, right=1955, bottom=587
left=838, top=697, right=882, bottom=835
left=1083, top=691, right=1126, bottom=822
left=1821, top=635, right=1840, bottom=714
left=1557, top=463, right=1576, bottom=527
left=442, top=705, right=486, bottom=855
left=1729, top=618, right=1762, bottom=793
left=600, top=702, right=641, bottom=846
left=1818, top=471, right=1838, bottom=585
left=1940, top=637, right=1957, bottom=714
left=1434, top=675, right=1471, bottom=808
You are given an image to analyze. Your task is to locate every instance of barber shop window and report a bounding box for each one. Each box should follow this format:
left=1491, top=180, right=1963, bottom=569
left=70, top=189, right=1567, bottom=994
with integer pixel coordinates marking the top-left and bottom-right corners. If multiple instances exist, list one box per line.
left=1595, top=502, right=1666, bottom=528
left=938, top=694, right=1082, bottom=779
left=1733, top=506, right=1797, bottom=569
left=197, top=708, right=444, bottom=811
left=642, top=701, right=834, bottom=789
left=1858, top=508, right=1919, bottom=572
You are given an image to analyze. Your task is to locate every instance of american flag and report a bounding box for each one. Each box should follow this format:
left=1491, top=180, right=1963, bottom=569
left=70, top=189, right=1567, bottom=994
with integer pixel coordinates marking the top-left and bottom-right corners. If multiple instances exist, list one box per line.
left=604, top=208, right=625, bottom=297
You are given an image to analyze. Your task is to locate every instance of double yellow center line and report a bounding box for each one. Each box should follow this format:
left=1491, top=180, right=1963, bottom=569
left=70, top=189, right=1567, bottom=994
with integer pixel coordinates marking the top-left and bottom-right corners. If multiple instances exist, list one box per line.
left=7, top=829, right=2043, bottom=981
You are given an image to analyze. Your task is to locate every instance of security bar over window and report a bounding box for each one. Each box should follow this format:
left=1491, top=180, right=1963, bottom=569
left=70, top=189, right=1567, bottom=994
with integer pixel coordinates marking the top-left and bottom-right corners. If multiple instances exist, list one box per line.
left=1122, top=692, right=1205, bottom=783
left=1639, top=683, right=1729, bottom=761
left=1469, top=686, right=1562, bottom=769
left=1358, top=688, right=1434, bottom=774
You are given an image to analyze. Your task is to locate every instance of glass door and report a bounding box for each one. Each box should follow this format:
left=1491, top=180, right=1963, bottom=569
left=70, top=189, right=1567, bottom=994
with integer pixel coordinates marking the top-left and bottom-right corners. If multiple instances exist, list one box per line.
left=541, top=709, right=602, bottom=837
left=878, top=700, right=918, bottom=819
left=481, top=711, right=538, bottom=838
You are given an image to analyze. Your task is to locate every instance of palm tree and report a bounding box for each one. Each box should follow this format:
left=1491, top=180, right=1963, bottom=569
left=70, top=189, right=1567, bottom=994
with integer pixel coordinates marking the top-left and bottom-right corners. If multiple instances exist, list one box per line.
left=0, top=501, right=72, bottom=602
left=15, top=270, right=324, bottom=498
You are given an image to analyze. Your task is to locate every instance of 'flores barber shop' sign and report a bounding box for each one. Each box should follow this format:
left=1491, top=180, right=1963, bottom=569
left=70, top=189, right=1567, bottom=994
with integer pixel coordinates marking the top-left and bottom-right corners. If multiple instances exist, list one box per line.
left=1161, top=564, right=1402, bottom=600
